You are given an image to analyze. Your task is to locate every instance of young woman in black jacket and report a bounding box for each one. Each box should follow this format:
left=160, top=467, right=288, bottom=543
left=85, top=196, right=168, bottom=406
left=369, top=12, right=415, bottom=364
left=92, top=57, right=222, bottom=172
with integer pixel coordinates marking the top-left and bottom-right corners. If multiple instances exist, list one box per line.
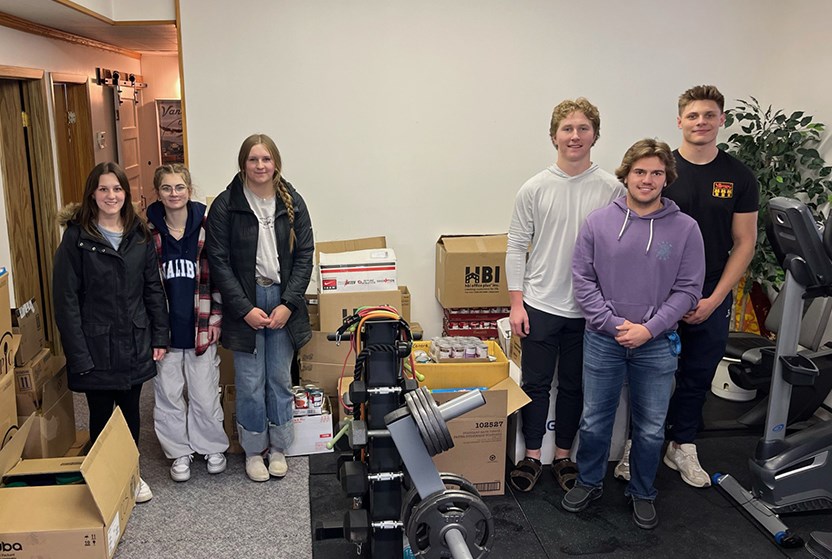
left=206, top=134, right=313, bottom=482
left=53, top=162, right=169, bottom=503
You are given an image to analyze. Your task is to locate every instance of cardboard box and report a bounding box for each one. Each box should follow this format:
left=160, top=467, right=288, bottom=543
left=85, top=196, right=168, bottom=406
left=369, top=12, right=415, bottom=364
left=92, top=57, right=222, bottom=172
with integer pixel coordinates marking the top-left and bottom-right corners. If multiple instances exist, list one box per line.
left=318, top=289, right=403, bottom=332
left=285, top=398, right=334, bottom=456
left=0, top=409, right=139, bottom=559
left=14, top=348, right=65, bottom=395
left=16, top=365, right=70, bottom=417
left=0, top=269, right=11, bottom=340
left=218, top=345, right=235, bottom=386
left=414, top=341, right=530, bottom=496
left=316, top=236, right=386, bottom=264
left=64, top=430, right=92, bottom=457
left=299, top=360, right=354, bottom=397
left=221, top=385, right=243, bottom=454
left=435, top=234, right=509, bottom=309
left=299, top=331, right=355, bottom=366
left=18, top=382, right=76, bottom=459
left=1, top=334, right=20, bottom=379
left=0, top=371, right=16, bottom=449
left=319, top=248, right=398, bottom=293
left=496, top=317, right=511, bottom=356
left=429, top=383, right=523, bottom=496
left=13, top=299, right=46, bottom=366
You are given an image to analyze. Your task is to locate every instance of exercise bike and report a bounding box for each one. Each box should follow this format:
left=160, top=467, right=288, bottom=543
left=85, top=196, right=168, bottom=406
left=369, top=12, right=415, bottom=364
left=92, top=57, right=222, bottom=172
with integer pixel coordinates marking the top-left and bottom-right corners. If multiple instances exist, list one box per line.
left=714, top=197, right=832, bottom=548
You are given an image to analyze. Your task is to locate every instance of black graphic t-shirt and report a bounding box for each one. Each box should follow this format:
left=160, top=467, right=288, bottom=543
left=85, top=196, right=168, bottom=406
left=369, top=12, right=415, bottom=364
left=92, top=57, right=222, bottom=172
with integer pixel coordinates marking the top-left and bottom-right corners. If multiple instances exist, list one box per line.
left=665, top=150, right=759, bottom=284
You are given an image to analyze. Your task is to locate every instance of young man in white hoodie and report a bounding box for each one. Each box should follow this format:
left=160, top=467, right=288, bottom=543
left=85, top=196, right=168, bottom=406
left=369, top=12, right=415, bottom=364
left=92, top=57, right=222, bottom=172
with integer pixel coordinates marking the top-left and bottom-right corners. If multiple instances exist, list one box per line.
left=507, top=98, right=624, bottom=493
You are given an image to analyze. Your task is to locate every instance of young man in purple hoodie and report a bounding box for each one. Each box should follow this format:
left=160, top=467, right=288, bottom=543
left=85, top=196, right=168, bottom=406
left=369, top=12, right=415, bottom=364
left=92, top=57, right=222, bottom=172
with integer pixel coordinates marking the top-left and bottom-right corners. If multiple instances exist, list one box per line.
left=563, top=139, right=705, bottom=530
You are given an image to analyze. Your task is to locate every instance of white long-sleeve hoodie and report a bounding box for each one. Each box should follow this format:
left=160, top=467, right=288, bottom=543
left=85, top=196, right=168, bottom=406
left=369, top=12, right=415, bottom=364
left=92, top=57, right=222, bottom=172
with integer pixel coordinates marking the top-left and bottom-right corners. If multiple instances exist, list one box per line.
left=506, top=163, right=623, bottom=317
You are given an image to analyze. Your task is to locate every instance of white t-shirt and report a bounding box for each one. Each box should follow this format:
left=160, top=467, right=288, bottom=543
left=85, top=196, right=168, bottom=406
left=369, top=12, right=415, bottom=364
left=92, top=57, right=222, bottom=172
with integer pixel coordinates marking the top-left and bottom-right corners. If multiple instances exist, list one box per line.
left=243, top=186, right=281, bottom=283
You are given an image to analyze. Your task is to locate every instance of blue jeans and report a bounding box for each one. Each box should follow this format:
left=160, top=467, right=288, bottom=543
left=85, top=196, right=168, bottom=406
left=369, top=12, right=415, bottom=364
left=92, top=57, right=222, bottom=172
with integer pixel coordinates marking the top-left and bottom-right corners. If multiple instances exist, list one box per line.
left=234, top=283, right=295, bottom=456
left=576, top=330, right=677, bottom=500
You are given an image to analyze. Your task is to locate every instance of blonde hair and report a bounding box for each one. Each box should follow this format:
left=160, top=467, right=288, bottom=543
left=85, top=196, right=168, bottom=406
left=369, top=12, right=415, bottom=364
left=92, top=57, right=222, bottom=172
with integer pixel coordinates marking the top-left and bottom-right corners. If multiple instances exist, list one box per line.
left=153, top=163, right=193, bottom=194
left=237, top=134, right=296, bottom=250
left=549, top=97, right=601, bottom=144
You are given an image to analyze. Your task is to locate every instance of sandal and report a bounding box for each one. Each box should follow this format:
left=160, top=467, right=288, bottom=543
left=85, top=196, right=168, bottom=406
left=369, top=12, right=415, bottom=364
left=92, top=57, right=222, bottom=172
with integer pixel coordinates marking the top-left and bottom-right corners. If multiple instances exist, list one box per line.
left=509, top=457, right=542, bottom=492
left=552, top=458, right=579, bottom=491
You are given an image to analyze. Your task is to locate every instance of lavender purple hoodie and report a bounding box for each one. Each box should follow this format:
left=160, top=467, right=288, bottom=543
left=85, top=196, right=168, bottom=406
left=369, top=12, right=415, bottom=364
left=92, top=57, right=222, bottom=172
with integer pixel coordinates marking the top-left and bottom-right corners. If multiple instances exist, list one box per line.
left=572, top=196, right=705, bottom=339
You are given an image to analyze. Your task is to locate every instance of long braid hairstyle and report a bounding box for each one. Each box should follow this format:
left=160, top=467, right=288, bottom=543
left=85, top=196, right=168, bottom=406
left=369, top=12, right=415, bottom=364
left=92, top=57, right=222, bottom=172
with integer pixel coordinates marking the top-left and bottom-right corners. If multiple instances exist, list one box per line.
left=237, top=134, right=297, bottom=251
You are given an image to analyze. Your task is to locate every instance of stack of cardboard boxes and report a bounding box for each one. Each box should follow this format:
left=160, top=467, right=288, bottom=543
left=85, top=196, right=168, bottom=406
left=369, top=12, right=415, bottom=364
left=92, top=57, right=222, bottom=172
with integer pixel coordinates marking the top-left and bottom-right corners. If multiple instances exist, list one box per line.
left=0, top=270, right=18, bottom=450
left=434, top=234, right=510, bottom=339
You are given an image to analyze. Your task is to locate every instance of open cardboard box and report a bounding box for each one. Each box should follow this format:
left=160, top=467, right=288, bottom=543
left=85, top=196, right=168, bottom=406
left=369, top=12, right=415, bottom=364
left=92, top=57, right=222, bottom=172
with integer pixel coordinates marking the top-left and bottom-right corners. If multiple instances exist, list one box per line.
left=0, top=408, right=139, bottom=559
left=413, top=340, right=530, bottom=496
left=434, top=234, right=509, bottom=309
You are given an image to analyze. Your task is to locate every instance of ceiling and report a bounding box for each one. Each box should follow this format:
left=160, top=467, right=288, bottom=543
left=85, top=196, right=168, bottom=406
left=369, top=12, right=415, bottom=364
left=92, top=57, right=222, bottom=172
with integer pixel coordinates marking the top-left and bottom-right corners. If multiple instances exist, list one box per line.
left=0, top=0, right=178, bottom=53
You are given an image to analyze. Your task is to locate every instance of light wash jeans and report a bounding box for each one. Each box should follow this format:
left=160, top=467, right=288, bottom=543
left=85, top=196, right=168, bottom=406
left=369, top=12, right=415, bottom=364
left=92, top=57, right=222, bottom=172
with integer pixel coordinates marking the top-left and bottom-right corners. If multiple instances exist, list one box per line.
left=575, top=330, right=677, bottom=500
left=234, top=283, right=294, bottom=456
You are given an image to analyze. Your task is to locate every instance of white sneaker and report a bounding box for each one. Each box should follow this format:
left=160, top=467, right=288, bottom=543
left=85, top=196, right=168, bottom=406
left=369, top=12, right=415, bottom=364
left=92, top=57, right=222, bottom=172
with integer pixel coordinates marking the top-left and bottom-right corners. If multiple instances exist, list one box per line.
left=268, top=451, right=288, bottom=478
left=663, top=443, right=711, bottom=488
left=245, top=455, right=269, bottom=482
left=614, top=439, right=632, bottom=481
left=135, top=478, right=153, bottom=503
left=206, top=453, right=227, bottom=474
left=170, top=455, right=193, bottom=482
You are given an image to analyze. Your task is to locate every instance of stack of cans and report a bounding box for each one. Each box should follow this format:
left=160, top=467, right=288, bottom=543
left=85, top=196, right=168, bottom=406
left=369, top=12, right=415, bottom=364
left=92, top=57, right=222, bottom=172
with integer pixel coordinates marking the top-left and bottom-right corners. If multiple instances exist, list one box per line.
left=292, top=383, right=325, bottom=416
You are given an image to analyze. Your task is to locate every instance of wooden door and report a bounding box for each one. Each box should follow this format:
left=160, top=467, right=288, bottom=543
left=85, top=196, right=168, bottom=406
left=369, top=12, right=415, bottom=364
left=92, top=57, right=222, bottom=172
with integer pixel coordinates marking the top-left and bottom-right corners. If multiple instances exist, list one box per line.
left=113, top=87, right=144, bottom=211
left=0, top=79, right=40, bottom=308
left=53, top=80, right=94, bottom=206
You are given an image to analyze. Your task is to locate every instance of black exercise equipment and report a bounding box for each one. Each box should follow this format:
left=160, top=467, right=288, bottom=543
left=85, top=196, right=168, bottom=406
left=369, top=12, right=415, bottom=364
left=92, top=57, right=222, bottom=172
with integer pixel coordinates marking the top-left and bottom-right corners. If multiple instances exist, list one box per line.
left=715, top=197, right=832, bottom=548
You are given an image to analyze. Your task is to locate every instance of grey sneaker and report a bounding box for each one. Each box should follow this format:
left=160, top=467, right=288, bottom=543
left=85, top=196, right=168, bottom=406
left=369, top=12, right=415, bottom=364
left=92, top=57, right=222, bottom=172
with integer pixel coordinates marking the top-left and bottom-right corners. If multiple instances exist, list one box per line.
left=630, top=497, right=658, bottom=529
left=562, top=485, right=603, bottom=513
left=664, top=443, right=711, bottom=488
left=170, top=454, right=193, bottom=482
left=614, top=439, right=632, bottom=481
left=206, top=453, right=227, bottom=474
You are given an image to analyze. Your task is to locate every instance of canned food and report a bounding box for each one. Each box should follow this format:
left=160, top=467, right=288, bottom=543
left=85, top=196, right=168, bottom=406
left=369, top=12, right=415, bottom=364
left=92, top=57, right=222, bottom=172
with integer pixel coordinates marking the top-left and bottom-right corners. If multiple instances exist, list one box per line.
left=293, top=387, right=309, bottom=409
left=307, top=388, right=324, bottom=408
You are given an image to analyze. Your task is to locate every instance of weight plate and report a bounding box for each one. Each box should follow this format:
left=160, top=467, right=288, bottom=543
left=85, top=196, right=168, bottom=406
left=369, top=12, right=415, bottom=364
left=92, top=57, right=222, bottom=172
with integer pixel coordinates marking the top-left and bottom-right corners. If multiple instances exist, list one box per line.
left=421, top=387, right=454, bottom=452
left=414, top=387, right=448, bottom=455
left=405, top=390, right=438, bottom=456
left=410, top=388, right=444, bottom=456
left=406, top=489, right=494, bottom=559
left=402, top=473, right=482, bottom=532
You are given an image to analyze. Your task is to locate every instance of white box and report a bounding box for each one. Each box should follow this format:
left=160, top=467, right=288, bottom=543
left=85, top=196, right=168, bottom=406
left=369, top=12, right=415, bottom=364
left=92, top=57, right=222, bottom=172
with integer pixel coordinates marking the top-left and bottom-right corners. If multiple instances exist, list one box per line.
left=285, top=406, right=334, bottom=456
left=497, top=317, right=511, bottom=356
left=507, top=361, right=629, bottom=465
left=319, top=248, right=397, bottom=293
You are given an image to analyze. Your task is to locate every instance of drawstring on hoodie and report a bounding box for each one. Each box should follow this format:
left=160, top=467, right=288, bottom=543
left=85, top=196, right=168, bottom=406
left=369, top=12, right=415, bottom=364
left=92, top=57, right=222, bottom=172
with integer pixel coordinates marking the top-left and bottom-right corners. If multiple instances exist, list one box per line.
left=617, top=207, right=655, bottom=254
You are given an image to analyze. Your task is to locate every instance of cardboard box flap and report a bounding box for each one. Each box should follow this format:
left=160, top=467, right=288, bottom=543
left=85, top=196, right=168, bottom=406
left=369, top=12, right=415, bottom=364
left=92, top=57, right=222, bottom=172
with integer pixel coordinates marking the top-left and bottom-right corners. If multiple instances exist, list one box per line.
left=316, top=236, right=386, bottom=263
left=0, top=413, right=33, bottom=476
left=80, top=408, right=138, bottom=522
left=490, top=377, right=530, bottom=415
left=439, top=234, right=507, bottom=253
left=7, top=455, right=84, bottom=476
left=0, top=334, right=20, bottom=376
left=0, top=484, right=103, bottom=532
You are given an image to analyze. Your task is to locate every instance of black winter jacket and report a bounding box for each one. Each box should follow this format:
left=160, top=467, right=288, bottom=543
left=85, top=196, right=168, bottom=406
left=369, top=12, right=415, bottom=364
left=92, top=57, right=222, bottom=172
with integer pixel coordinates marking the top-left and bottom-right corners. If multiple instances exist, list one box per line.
left=53, top=211, right=170, bottom=392
left=206, top=175, right=313, bottom=353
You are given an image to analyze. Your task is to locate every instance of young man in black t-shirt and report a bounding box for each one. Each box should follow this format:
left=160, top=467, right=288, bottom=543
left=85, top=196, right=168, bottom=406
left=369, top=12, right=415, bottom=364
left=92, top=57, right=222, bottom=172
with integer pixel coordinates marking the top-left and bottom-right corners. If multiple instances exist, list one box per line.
left=659, top=85, right=759, bottom=487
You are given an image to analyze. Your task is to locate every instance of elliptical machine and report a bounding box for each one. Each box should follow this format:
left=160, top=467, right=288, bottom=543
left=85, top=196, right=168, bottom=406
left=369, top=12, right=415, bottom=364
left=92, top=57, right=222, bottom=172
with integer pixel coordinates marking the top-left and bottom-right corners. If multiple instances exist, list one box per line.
left=714, top=197, right=832, bottom=547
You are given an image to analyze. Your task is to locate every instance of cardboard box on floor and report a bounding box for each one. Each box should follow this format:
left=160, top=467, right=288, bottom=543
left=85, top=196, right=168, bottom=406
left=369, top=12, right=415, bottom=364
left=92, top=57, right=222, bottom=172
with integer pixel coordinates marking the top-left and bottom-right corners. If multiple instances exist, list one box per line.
left=285, top=398, right=334, bottom=457
left=435, top=234, right=509, bottom=309
left=0, top=371, right=16, bottom=449
left=413, top=340, right=530, bottom=496
left=12, top=299, right=46, bottom=366
left=0, top=408, right=140, bottom=559
left=17, top=367, right=76, bottom=458
left=299, top=360, right=353, bottom=398
left=15, top=348, right=65, bottom=395
left=64, top=430, right=92, bottom=458
left=319, top=248, right=398, bottom=293
left=318, top=289, right=403, bottom=333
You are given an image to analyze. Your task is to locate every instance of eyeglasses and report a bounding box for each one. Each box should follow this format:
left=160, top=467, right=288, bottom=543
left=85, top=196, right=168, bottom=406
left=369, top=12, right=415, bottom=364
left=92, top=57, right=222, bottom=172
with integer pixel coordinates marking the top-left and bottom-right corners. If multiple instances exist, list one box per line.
left=159, top=184, right=188, bottom=194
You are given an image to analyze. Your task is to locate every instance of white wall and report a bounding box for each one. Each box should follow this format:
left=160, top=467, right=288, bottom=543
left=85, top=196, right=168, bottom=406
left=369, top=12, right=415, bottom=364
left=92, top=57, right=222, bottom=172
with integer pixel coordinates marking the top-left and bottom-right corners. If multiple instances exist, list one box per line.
left=178, top=0, right=832, bottom=336
left=68, top=0, right=175, bottom=21
left=0, top=25, right=141, bottom=304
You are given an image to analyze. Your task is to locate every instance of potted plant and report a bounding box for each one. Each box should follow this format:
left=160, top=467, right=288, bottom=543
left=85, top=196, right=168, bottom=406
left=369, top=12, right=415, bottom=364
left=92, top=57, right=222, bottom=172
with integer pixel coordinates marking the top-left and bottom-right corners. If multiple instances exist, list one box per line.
left=718, top=97, right=832, bottom=332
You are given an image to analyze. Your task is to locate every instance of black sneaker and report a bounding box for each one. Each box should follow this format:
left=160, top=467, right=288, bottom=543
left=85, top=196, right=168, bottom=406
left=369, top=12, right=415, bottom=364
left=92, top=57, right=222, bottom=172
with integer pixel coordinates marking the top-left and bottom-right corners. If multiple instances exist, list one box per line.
left=562, top=485, right=603, bottom=512
left=630, top=497, right=658, bottom=529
